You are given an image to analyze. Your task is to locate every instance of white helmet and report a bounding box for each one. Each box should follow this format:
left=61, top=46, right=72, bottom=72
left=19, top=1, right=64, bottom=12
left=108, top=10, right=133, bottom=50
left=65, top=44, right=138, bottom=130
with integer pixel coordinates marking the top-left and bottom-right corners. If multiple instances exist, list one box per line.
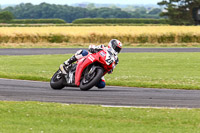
left=108, top=39, right=122, bottom=55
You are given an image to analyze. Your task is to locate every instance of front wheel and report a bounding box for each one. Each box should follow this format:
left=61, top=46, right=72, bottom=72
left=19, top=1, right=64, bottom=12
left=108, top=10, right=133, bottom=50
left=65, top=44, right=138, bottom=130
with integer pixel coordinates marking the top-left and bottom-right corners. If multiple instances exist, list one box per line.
left=50, top=70, right=65, bottom=90
left=80, top=67, right=104, bottom=91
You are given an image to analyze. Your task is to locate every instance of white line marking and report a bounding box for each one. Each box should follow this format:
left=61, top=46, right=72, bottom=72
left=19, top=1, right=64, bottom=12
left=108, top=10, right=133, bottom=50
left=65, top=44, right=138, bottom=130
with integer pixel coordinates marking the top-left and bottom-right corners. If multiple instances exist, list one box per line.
left=0, top=78, right=47, bottom=83
left=101, top=105, right=192, bottom=109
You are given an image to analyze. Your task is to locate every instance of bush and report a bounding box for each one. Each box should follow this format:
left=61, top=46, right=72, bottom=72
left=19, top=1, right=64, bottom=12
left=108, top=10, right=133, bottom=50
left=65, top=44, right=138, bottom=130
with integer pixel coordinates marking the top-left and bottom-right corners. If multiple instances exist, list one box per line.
left=48, top=34, right=69, bottom=43
left=0, top=11, right=14, bottom=22
left=0, top=19, right=66, bottom=24
left=72, top=18, right=168, bottom=24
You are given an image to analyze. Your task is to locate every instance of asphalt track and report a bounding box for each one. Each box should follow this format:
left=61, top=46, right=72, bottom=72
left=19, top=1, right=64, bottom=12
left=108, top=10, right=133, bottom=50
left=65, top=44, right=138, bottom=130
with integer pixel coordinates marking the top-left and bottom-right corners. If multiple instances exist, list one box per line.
left=0, top=78, right=200, bottom=108
left=0, top=48, right=200, bottom=108
left=1, top=48, right=200, bottom=55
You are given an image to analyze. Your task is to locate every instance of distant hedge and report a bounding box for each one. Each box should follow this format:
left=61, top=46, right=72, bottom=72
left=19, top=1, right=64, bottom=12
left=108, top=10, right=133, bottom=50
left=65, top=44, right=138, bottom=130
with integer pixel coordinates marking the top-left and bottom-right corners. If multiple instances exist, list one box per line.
left=0, top=19, right=66, bottom=24
left=72, top=18, right=168, bottom=24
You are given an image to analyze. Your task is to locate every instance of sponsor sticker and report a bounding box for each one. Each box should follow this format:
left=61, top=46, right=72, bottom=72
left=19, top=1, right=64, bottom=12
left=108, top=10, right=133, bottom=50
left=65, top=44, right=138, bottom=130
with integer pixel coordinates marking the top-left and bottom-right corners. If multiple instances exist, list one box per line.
left=100, top=51, right=106, bottom=57
left=88, top=55, right=95, bottom=62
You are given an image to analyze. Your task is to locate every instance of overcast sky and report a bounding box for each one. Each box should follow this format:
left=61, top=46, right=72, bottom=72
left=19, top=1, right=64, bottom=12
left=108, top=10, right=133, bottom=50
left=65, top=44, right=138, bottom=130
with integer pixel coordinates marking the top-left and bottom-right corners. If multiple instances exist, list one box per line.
left=0, top=0, right=161, bottom=5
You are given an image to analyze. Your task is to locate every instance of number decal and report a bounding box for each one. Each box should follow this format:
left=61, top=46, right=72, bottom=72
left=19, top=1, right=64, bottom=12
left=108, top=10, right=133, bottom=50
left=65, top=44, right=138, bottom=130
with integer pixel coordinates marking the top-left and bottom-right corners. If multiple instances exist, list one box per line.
left=105, top=55, right=113, bottom=65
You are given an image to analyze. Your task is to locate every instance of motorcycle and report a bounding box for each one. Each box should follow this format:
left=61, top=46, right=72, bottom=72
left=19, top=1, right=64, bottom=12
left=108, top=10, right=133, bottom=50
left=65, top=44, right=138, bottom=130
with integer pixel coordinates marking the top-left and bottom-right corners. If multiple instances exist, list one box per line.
left=50, top=49, right=115, bottom=91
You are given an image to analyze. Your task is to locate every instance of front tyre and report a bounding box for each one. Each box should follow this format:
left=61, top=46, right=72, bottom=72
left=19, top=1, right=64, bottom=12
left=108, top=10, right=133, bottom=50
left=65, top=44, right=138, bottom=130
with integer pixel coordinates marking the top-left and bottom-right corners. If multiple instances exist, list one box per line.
left=80, top=67, right=104, bottom=91
left=50, top=70, right=65, bottom=90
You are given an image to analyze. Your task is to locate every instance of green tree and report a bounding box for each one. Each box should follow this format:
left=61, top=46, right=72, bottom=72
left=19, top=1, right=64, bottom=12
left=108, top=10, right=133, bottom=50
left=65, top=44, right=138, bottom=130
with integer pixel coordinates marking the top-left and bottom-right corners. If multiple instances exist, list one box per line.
left=123, top=5, right=135, bottom=12
left=0, top=11, right=14, bottom=21
left=87, top=3, right=95, bottom=10
left=148, top=8, right=162, bottom=15
left=109, top=4, right=118, bottom=9
left=2, top=3, right=161, bottom=22
left=158, top=0, right=200, bottom=25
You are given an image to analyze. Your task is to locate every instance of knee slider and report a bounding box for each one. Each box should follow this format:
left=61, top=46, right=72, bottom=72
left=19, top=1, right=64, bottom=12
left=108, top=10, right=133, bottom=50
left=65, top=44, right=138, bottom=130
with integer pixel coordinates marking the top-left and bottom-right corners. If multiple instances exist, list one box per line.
left=82, top=50, right=88, bottom=56
left=75, top=50, right=88, bottom=59
left=96, top=80, right=106, bottom=88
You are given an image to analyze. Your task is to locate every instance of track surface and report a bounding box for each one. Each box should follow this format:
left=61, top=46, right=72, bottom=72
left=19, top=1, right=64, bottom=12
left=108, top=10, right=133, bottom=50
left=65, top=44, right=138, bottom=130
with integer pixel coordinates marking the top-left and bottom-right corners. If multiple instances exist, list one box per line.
left=0, top=48, right=200, bottom=108
left=1, top=48, right=200, bottom=55
left=0, top=78, right=200, bottom=108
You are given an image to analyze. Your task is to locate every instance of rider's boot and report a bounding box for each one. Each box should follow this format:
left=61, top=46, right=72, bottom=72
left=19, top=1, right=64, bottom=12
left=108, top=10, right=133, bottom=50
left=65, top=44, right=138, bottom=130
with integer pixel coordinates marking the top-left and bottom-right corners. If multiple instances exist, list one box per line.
left=60, top=55, right=77, bottom=74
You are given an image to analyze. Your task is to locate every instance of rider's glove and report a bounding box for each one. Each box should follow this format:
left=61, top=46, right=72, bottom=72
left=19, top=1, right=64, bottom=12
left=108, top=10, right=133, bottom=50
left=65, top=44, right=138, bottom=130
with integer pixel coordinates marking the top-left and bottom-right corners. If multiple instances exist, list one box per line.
left=115, top=58, right=119, bottom=65
left=108, top=69, right=113, bottom=74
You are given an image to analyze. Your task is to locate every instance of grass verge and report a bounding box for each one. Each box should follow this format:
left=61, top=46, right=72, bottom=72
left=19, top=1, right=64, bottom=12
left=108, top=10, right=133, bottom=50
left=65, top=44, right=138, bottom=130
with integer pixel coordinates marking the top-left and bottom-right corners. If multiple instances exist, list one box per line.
left=0, top=53, right=199, bottom=90
left=0, top=101, right=199, bottom=133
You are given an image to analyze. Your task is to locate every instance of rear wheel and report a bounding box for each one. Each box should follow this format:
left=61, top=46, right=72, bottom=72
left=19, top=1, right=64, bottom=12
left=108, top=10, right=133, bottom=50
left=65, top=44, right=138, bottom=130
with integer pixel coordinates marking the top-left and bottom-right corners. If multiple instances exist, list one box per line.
left=80, top=67, right=104, bottom=91
left=50, top=70, right=65, bottom=90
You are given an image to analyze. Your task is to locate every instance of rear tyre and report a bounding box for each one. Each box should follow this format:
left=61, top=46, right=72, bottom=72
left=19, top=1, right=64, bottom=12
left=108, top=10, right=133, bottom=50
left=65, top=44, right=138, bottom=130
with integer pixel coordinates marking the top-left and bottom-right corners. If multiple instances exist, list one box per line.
left=80, top=67, right=104, bottom=91
left=50, top=70, right=65, bottom=90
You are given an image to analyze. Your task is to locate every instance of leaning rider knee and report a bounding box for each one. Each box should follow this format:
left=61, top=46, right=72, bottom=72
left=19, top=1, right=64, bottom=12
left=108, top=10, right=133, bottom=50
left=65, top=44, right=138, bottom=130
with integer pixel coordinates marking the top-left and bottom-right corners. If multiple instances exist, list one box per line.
left=96, top=80, right=106, bottom=89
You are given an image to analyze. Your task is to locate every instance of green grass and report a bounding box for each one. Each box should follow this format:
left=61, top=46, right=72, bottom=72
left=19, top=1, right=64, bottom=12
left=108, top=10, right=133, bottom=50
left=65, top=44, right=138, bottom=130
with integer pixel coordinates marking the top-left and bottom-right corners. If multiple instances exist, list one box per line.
left=0, top=53, right=200, bottom=90
left=0, top=101, right=199, bottom=133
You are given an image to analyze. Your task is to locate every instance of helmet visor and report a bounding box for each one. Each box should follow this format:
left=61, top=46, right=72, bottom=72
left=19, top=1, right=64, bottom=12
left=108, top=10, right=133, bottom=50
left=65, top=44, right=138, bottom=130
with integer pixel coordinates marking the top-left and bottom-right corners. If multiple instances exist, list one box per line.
left=112, top=43, right=121, bottom=53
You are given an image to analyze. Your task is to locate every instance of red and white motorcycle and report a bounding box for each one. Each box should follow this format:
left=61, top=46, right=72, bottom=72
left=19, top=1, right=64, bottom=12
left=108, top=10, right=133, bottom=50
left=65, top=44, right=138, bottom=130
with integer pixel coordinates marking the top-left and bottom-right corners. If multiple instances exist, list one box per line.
left=50, top=49, right=116, bottom=91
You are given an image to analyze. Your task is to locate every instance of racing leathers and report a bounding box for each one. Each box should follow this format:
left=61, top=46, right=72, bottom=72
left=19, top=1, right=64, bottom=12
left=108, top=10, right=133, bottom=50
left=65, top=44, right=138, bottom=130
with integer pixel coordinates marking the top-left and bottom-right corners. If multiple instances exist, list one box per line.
left=62, top=44, right=119, bottom=89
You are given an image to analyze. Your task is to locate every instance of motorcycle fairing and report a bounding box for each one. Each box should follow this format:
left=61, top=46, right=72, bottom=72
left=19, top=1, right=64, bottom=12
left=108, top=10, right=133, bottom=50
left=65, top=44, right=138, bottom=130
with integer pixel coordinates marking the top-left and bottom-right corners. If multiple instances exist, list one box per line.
left=75, top=50, right=114, bottom=86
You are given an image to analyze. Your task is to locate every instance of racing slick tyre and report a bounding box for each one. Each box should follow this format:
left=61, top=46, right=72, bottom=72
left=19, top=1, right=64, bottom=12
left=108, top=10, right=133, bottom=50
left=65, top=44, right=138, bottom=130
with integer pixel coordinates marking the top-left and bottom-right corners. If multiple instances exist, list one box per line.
left=50, top=70, right=65, bottom=90
left=80, top=67, right=104, bottom=91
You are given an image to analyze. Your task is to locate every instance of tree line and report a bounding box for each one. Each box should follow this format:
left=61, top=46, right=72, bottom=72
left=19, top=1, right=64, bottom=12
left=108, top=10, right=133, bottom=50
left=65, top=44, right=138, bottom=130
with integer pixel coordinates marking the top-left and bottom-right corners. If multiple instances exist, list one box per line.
left=158, top=0, right=200, bottom=25
left=1, top=1, right=199, bottom=25
left=0, top=3, right=162, bottom=23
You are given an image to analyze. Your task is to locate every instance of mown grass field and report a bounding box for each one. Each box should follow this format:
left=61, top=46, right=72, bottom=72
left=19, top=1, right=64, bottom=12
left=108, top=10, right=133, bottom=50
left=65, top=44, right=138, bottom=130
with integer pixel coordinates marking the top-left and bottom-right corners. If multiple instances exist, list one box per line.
left=0, top=101, right=200, bottom=133
left=0, top=26, right=200, bottom=45
left=0, top=53, right=199, bottom=90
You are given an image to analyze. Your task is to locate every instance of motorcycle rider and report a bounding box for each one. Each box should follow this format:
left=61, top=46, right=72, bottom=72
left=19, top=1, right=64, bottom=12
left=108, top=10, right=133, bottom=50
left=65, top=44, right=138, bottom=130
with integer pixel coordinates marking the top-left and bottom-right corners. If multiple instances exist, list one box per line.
left=60, top=39, right=122, bottom=89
